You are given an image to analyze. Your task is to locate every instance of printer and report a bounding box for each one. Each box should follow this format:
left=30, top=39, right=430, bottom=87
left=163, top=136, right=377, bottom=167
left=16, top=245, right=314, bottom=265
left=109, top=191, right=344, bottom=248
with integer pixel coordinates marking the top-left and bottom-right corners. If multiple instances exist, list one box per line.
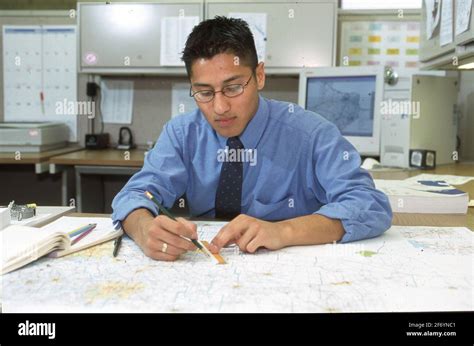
left=0, top=122, right=69, bottom=152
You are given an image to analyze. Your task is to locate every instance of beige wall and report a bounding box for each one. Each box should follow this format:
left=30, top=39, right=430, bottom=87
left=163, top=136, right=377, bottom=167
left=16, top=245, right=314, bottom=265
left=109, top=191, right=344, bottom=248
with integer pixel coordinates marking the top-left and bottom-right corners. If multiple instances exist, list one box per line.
left=1, top=7, right=471, bottom=213
left=76, top=75, right=298, bottom=147
left=0, top=11, right=298, bottom=148
left=458, top=71, right=474, bottom=161
left=0, top=10, right=471, bottom=159
left=0, top=1, right=149, bottom=11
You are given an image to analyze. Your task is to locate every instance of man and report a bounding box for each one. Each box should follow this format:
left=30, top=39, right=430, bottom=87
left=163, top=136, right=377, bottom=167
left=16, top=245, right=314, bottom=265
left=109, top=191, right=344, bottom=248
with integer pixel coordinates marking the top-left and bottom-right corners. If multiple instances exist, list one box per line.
left=111, top=16, right=392, bottom=261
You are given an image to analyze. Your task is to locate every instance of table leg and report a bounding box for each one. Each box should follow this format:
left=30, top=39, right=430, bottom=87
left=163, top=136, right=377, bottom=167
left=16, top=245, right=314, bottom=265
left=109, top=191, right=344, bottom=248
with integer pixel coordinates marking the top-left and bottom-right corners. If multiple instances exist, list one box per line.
left=75, top=168, right=82, bottom=213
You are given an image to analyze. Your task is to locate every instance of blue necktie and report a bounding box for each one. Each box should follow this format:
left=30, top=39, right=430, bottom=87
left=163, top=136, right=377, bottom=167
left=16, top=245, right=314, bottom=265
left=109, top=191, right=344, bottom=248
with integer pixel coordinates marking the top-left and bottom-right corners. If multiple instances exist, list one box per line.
left=215, top=136, right=244, bottom=219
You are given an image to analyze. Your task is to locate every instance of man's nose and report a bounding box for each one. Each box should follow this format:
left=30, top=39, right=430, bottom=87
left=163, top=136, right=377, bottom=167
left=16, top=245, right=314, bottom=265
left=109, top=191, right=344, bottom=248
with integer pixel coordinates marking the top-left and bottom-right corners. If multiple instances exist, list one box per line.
left=213, top=92, right=231, bottom=115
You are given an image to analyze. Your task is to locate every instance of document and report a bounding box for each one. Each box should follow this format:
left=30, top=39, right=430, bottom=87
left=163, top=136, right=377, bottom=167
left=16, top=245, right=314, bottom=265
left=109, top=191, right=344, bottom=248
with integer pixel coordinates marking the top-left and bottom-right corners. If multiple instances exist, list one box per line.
left=440, top=0, right=453, bottom=46
left=100, top=79, right=134, bottom=124
left=455, top=0, right=473, bottom=36
left=425, top=0, right=441, bottom=39
left=374, top=179, right=469, bottom=214
left=171, top=82, right=198, bottom=118
left=404, top=173, right=474, bottom=185
left=229, top=13, right=267, bottom=62
left=160, top=16, right=199, bottom=66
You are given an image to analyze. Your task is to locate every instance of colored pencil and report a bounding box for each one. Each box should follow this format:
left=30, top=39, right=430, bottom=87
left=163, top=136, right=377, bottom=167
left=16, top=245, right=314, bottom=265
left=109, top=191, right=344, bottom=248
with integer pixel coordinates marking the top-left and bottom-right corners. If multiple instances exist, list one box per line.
left=68, top=223, right=97, bottom=237
left=71, top=224, right=96, bottom=246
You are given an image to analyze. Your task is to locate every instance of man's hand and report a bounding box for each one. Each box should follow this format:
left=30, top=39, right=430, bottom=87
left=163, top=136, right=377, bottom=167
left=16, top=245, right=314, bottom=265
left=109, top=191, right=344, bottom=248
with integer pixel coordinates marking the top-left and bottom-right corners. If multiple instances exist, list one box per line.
left=122, top=209, right=199, bottom=261
left=209, top=213, right=345, bottom=254
left=123, top=210, right=344, bottom=259
left=210, top=214, right=288, bottom=253
left=136, top=215, right=198, bottom=261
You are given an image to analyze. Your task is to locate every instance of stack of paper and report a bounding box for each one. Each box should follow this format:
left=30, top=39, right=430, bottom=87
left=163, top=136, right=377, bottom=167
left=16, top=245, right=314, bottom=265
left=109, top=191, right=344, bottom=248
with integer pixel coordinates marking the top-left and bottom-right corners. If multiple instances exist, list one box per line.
left=374, top=179, right=469, bottom=214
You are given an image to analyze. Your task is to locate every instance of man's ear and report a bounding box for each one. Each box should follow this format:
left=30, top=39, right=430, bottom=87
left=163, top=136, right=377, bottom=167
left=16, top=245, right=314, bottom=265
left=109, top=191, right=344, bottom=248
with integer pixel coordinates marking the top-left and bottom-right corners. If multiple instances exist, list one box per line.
left=255, top=62, right=265, bottom=90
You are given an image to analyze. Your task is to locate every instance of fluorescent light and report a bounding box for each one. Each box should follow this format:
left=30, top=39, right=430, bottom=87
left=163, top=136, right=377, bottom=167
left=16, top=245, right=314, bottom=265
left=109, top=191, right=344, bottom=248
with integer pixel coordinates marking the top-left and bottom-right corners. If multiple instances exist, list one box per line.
left=342, top=0, right=422, bottom=9
left=458, top=62, right=474, bottom=70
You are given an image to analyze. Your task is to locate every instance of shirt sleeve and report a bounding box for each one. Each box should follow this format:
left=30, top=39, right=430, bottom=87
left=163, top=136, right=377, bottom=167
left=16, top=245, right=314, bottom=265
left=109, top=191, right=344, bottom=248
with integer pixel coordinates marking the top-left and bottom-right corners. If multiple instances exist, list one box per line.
left=111, top=121, right=188, bottom=226
left=309, top=120, right=392, bottom=243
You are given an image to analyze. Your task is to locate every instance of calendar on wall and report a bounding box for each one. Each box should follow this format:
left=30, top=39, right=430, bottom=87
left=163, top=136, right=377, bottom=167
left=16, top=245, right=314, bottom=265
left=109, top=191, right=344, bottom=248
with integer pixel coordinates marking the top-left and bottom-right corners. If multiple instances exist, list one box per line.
left=340, top=21, right=421, bottom=69
left=3, top=25, right=77, bottom=141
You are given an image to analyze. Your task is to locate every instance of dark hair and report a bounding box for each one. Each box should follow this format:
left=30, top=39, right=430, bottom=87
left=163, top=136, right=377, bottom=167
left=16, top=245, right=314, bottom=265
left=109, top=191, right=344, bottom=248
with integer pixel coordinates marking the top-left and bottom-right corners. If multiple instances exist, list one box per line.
left=181, top=16, right=258, bottom=77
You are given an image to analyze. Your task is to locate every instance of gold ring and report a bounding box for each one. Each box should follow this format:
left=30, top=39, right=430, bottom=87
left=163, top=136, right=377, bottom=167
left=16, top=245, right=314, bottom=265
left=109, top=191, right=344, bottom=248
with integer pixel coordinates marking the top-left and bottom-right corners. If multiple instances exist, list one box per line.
left=162, top=242, right=168, bottom=253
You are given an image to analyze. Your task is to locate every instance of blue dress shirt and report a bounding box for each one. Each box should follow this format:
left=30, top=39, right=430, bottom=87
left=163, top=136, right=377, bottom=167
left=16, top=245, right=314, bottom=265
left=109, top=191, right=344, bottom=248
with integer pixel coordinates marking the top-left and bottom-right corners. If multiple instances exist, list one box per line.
left=111, top=95, right=392, bottom=243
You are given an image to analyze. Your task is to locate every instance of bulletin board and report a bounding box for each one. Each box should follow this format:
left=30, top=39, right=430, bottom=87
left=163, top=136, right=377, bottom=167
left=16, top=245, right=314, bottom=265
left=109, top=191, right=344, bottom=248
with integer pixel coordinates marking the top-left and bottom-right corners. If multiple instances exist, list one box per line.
left=3, top=25, right=77, bottom=140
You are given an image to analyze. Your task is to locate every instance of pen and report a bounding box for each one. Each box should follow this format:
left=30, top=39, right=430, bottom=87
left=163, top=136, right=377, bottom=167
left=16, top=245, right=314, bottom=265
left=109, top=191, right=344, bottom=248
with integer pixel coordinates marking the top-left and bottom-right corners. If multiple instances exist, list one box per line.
left=144, top=190, right=209, bottom=256
left=113, top=235, right=122, bottom=257
left=71, top=224, right=96, bottom=246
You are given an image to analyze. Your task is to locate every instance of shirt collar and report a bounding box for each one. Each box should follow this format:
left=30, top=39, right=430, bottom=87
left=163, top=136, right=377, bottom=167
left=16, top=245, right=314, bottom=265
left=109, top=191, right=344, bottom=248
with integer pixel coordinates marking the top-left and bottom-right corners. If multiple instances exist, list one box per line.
left=215, top=95, right=269, bottom=149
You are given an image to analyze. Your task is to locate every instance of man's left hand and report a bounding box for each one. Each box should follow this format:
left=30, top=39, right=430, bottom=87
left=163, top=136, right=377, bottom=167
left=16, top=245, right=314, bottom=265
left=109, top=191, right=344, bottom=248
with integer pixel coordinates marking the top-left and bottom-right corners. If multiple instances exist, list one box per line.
left=209, top=214, right=288, bottom=253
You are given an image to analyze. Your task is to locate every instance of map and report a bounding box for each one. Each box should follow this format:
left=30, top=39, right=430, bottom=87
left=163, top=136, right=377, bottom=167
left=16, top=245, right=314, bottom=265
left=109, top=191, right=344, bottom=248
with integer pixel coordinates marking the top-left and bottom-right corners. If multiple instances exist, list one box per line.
left=306, top=76, right=376, bottom=137
left=1, top=223, right=472, bottom=313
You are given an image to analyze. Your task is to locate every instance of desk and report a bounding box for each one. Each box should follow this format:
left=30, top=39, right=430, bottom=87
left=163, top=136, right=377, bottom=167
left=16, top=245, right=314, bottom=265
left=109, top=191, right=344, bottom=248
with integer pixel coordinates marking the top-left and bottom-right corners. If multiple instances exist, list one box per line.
left=0, top=144, right=82, bottom=174
left=369, top=163, right=474, bottom=179
left=49, top=149, right=146, bottom=210
left=49, top=149, right=146, bottom=167
left=49, top=155, right=474, bottom=222
left=0, top=145, right=83, bottom=206
left=3, top=164, right=473, bottom=312
left=369, top=163, right=474, bottom=231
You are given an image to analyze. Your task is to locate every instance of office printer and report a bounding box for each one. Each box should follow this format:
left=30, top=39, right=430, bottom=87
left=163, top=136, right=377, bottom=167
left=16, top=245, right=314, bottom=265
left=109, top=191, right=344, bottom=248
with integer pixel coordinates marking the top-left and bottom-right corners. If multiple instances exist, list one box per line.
left=0, top=122, right=69, bottom=152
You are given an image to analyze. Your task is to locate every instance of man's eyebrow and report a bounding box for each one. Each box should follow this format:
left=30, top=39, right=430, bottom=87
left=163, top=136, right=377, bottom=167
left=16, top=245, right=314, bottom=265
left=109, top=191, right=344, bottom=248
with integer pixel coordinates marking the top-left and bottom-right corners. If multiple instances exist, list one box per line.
left=192, top=75, right=245, bottom=88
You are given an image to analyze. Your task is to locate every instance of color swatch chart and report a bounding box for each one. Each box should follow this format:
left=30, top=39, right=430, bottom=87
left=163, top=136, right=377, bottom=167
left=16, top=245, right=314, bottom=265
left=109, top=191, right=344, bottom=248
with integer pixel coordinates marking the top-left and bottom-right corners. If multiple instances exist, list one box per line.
left=340, top=21, right=420, bottom=69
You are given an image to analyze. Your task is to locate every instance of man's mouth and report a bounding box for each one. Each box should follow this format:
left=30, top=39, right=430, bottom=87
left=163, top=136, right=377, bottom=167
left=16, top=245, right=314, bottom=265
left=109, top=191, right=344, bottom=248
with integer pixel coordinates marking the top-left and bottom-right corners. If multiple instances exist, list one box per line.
left=215, top=116, right=237, bottom=127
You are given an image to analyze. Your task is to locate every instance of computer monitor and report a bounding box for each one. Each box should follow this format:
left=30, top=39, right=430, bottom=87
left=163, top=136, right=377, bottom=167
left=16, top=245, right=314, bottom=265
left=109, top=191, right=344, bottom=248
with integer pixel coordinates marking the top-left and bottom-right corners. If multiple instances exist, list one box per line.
left=298, top=66, right=384, bottom=156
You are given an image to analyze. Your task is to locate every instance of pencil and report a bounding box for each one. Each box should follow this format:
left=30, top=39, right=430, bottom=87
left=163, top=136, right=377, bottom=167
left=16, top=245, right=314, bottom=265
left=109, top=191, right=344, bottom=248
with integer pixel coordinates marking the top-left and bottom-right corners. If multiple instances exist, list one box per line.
left=144, top=190, right=209, bottom=256
left=71, top=224, right=96, bottom=246
left=68, top=223, right=97, bottom=237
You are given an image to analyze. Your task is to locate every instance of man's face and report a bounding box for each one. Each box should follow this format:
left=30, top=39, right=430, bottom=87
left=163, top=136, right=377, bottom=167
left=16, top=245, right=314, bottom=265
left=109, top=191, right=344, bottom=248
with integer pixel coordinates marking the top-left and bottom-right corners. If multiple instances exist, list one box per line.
left=189, top=53, right=265, bottom=138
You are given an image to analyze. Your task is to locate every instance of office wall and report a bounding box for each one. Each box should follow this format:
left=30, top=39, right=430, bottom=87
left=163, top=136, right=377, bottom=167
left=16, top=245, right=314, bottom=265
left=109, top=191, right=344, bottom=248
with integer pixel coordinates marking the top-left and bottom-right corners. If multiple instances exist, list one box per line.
left=0, top=9, right=470, bottom=153
left=0, top=12, right=73, bottom=206
left=0, top=10, right=298, bottom=212
left=0, top=11, right=299, bottom=148
left=76, top=75, right=298, bottom=148
left=0, top=1, right=155, bottom=10
left=458, top=71, right=474, bottom=161
left=1, top=8, right=471, bottom=212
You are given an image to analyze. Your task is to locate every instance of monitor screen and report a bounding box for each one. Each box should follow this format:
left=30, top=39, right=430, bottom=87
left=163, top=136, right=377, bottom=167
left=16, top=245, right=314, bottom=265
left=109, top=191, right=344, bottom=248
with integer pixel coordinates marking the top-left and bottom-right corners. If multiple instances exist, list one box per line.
left=305, top=75, right=376, bottom=137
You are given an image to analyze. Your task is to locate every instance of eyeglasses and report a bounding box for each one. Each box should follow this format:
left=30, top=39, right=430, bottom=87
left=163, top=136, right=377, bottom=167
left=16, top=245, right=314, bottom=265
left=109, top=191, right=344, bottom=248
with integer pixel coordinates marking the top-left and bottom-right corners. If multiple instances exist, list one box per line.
left=190, top=75, right=253, bottom=103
